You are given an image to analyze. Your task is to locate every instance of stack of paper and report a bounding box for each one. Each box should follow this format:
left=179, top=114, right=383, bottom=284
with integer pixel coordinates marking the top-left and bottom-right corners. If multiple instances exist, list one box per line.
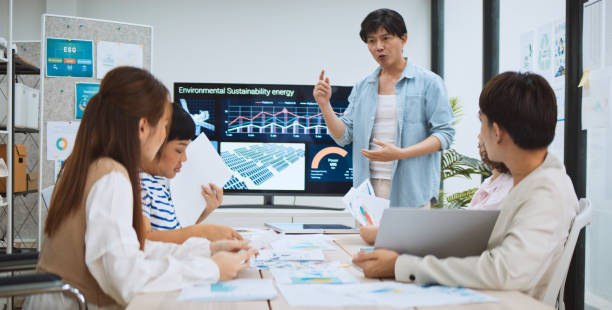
left=178, top=279, right=277, bottom=302
left=343, top=180, right=390, bottom=225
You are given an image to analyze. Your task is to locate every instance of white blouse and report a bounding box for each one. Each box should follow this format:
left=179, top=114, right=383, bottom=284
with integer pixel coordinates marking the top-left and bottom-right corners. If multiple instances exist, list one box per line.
left=25, top=171, right=220, bottom=310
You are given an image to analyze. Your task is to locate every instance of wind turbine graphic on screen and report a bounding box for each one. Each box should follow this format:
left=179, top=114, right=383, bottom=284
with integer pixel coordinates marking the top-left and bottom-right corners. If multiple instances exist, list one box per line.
left=179, top=98, right=215, bottom=135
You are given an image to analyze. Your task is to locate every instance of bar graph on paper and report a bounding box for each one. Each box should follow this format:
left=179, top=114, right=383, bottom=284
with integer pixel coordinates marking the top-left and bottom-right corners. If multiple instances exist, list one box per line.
left=224, top=103, right=345, bottom=137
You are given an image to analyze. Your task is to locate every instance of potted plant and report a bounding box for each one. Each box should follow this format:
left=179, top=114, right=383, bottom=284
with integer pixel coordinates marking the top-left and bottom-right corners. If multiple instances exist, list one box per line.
left=434, top=97, right=491, bottom=208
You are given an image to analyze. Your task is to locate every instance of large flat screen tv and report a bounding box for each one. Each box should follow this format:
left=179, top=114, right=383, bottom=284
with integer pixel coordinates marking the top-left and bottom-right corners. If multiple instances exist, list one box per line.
left=174, top=83, right=353, bottom=203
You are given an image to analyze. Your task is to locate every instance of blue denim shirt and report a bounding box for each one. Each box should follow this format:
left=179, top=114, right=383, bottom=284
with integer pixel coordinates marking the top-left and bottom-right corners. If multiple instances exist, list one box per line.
left=332, top=60, right=455, bottom=207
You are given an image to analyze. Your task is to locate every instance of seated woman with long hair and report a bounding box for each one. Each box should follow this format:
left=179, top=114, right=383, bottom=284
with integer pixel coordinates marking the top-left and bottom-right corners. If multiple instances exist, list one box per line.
left=26, top=67, right=256, bottom=310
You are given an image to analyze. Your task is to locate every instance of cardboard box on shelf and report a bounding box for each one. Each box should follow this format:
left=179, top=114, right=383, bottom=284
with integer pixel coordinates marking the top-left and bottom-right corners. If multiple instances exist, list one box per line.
left=0, top=144, right=27, bottom=193
left=27, top=173, right=38, bottom=191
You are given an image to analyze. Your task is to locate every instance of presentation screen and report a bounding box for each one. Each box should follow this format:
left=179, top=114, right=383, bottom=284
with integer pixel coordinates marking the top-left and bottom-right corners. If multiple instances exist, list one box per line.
left=174, top=83, right=353, bottom=195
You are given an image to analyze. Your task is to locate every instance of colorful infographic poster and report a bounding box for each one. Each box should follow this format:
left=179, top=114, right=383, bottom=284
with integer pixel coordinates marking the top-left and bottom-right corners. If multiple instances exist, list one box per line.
left=46, top=121, right=80, bottom=160
left=46, top=38, right=94, bottom=77
left=75, top=83, right=100, bottom=119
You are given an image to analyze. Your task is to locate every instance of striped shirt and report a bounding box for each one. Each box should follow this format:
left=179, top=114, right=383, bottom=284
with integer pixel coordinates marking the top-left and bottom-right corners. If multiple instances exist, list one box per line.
left=140, top=172, right=181, bottom=230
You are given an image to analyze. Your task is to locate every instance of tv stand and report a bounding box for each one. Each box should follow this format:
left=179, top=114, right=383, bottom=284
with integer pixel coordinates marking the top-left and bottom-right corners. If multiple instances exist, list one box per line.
left=220, top=194, right=343, bottom=211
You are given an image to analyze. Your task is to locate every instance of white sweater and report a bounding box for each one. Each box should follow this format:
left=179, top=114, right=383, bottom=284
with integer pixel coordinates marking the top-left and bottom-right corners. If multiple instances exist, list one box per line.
left=394, top=153, right=578, bottom=301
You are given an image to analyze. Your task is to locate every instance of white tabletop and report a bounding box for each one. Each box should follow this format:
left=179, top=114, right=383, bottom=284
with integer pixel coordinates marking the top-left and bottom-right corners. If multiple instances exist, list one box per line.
left=127, top=233, right=554, bottom=310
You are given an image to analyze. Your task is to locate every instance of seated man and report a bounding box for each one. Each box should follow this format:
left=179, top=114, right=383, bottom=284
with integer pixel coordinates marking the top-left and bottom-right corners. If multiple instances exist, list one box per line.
left=353, top=71, right=579, bottom=301
left=141, top=102, right=242, bottom=243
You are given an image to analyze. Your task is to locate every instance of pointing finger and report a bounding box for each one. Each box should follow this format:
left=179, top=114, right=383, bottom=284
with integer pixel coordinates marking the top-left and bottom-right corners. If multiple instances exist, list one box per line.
left=319, top=69, right=325, bottom=81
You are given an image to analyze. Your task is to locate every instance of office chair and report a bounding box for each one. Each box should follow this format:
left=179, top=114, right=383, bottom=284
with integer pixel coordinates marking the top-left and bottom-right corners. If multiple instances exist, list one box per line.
left=542, top=198, right=592, bottom=310
left=0, top=252, right=87, bottom=310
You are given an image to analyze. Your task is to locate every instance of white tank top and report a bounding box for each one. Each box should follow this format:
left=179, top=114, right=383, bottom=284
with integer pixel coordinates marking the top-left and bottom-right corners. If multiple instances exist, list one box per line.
left=369, top=94, right=398, bottom=180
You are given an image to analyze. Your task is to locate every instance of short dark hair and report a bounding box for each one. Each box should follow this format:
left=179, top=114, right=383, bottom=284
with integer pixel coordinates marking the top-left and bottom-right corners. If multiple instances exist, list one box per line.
left=167, top=102, right=196, bottom=142
left=479, top=71, right=557, bottom=150
left=359, top=9, right=407, bottom=43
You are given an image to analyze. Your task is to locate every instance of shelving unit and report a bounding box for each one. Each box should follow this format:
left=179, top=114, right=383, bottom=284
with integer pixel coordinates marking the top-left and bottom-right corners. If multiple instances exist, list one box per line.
left=0, top=49, right=41, bottom=253
left=0, top=56, right=39, bottom=76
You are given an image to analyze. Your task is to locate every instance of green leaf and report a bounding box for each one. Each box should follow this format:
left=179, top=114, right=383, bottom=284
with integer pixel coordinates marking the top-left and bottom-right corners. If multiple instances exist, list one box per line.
left=437, top=97, right=492, bottom=209
left=441, top=149, right=491, bottom=180
left=444, top=187, right=479, bottom=209
left=450, top=97, right=463, bottom=127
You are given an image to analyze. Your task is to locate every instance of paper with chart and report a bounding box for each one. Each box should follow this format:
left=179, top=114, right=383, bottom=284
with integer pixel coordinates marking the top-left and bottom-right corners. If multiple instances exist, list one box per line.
left=343, top=179, right=389, bottom=226
left=46, top=121, right=80, bottom=160
left=277, top=282, right=496, bottom=308
left=96, top=41, right=144, bottom=79
left=520, top=31, right=534, bottom=71
left=170, top=133, right=232, bottom=226
left=269, top=234, right=336, bottom=251
left=270, top=260, right=358, bottom=284
left=178, top=279, right=277, bottom=302
left=251, top=249, right=325, bottom=269
left=252, top=256, right=328, bottom=270
left=255, top=249, right=325, bottom=262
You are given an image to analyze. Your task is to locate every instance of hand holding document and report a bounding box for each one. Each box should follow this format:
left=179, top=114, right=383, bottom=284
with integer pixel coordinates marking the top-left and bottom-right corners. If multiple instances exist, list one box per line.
left=171, top=134, right=232, bottom=225
left=343, top=180, right=389, bottom=226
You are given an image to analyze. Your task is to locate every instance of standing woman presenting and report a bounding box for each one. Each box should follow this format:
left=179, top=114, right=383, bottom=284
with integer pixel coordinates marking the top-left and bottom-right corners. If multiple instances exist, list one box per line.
left=314, top=9, right=454, bottom=236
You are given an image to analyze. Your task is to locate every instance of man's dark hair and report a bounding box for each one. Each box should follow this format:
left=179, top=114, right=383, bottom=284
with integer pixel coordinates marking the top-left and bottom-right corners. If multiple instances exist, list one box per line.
left=167, top=102, right=196, bottom=142
left=359, top=9, right=407, bottom=43
left=479, top=71, right=557, bottom=150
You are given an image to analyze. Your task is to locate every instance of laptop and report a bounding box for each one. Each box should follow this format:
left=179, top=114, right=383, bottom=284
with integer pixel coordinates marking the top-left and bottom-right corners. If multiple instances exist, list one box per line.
left=265, top=223, right=359, bottom=234
left=375, top=208, right=500, bottom=258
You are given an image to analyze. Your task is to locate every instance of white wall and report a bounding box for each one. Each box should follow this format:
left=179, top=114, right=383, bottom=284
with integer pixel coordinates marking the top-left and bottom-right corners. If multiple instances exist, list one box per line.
left=0, top=0, right=8, bottom=40
left=442, top=0, right=483, bottom=196
left=75, top=0, right=430, bottom=92
left=0, top=0, right=45, bottom=41
left=45, top=0, right=77, bottom=16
